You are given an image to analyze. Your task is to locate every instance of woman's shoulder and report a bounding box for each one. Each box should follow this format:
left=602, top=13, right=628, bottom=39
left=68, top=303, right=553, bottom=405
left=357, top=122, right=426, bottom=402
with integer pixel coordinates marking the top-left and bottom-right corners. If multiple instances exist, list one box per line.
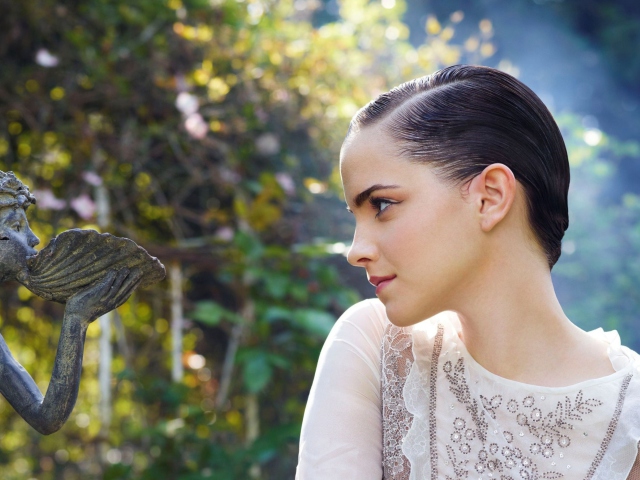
left=621, top=345, right=640, bottom=383
left=622, top=341, right=640, bottom=361
left=597, top=328, right=640, bottom=374
left=623, top=345, right=640, bottom=367
left=328, top=298, right=390, bottom=347
left=609, top=341, right=640, bottom=425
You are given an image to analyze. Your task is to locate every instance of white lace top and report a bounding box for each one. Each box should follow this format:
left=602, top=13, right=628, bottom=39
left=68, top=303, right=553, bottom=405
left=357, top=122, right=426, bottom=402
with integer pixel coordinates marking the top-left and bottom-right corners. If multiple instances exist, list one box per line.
left=296, top=299, right=640, bottom=480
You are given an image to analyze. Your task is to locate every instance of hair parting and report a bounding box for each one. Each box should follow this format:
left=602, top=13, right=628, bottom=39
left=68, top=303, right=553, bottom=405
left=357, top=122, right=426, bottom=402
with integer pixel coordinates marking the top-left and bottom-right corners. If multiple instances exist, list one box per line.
left=347, top=65, right=570, bottom=268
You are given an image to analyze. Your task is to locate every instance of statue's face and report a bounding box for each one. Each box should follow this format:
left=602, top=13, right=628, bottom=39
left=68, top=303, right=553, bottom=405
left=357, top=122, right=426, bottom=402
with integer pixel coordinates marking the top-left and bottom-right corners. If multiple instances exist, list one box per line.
left=0, top=206, right=40, bottom=282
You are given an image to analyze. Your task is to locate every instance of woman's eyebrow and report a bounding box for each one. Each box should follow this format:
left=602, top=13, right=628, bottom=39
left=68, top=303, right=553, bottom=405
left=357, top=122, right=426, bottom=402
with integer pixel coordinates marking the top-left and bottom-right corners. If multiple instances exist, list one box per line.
left=352, top=184, right=400, bottom=208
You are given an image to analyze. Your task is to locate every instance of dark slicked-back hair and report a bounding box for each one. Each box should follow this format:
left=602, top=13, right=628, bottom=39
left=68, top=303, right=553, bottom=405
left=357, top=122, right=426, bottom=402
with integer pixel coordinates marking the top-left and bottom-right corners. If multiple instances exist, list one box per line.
left=347, top=65, right=570, bottom=268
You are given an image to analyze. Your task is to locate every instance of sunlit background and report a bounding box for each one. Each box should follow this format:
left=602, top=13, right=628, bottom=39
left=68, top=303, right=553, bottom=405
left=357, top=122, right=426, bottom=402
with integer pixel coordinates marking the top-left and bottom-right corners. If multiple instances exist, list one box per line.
left=0, top=0, right=639, bottom=478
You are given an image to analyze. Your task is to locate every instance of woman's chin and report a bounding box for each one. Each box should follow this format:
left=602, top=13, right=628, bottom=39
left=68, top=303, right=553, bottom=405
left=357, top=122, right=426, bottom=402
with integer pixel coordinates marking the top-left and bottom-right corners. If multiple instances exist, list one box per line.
left=383, top=303, right=418, bottom=327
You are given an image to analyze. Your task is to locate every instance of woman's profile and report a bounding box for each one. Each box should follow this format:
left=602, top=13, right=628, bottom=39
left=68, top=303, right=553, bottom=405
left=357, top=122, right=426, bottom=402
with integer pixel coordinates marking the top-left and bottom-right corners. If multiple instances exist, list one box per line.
left=296, top=65, right=640, bottom=479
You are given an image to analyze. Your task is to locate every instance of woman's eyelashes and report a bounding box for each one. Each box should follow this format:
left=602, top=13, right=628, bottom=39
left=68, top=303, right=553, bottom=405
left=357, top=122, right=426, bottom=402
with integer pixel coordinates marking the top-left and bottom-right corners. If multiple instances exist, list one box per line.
left=369, top=197, right=396, bottom=217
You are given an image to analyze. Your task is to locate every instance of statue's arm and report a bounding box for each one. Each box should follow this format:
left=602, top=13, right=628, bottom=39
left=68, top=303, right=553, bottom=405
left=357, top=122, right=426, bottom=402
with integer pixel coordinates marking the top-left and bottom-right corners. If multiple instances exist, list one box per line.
left=0, top=268, right=141, bottom=435
left=0, top=314, right=87, bottom=434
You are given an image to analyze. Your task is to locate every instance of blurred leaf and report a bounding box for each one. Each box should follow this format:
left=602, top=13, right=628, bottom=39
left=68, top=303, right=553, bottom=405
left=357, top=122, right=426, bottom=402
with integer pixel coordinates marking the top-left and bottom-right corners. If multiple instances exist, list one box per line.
left=243, top=353, right=273, bottom=393
left=266, top=353, right=290, bottom=369
left=264, top=273, right=290, bottom=299
left=263, top=305, right=294, bottom=322
left=292, top=309, right=335, bottom=337
left=189, top=300, right=243, bottom=326
left=233, top=230, right=264, bottom=260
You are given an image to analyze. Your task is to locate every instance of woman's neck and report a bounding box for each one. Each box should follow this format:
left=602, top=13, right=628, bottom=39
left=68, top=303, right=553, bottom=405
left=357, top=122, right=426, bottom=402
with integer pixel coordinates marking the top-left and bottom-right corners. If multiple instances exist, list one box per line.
left=452, top=250, right=615, bottom=387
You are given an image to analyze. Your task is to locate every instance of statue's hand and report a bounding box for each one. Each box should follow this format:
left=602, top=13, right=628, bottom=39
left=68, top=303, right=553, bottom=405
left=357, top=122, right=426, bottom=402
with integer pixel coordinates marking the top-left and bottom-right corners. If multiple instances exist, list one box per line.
left=65, top=268, right=143, bottom=324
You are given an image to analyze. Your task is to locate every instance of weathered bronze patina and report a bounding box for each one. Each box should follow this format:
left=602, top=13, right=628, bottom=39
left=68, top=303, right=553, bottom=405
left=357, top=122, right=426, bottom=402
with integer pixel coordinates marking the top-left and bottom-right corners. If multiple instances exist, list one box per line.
left=0, top=171, right=165, bottom=434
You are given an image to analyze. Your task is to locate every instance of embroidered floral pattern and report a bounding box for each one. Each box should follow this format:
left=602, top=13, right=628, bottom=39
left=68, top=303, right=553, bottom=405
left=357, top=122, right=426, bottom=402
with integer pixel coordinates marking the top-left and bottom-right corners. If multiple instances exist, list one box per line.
left=513, top=390, right=604, bottom=452
left=444, top=358, right=490, bottom=443
left=381, top=324, right=414, bottom=479
left=445, top=444, right=468, bottom=479
left=442, top=356, right=619, bottom=479
left=380, top=319, right=635, bottom=480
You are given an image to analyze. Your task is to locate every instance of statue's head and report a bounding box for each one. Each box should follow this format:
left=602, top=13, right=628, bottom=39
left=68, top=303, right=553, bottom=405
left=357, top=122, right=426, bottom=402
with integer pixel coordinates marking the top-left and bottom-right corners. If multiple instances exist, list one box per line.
left=0, top=172, right=39, bottom=282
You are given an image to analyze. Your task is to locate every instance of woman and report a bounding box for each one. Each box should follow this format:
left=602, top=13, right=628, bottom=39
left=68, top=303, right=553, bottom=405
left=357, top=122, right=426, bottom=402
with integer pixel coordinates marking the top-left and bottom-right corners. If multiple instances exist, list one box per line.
left=296, top=65, right=640, bottom=479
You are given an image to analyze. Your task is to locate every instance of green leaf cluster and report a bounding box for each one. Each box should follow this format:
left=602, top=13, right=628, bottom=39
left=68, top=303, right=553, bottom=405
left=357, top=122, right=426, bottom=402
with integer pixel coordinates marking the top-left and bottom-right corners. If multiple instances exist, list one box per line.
left=0, top=0, right=455, bottom=478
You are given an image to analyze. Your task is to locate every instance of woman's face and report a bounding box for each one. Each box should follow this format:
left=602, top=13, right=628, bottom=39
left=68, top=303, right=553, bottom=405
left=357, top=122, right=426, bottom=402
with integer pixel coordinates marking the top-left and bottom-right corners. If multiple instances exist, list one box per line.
left=340, top=124, right=484, bottom=327
left=0, top=206, right=40, bottom=282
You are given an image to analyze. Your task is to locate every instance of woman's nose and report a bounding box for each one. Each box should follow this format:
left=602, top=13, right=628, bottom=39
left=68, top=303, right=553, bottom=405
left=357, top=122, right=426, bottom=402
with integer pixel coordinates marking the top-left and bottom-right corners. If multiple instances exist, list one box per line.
left=347, top=227, right=379, bottom=267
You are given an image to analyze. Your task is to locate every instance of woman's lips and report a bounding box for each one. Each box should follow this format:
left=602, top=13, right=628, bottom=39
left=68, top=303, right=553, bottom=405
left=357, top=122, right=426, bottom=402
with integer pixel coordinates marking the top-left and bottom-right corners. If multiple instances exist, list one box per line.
left=369, top=275, right=396, bottom=295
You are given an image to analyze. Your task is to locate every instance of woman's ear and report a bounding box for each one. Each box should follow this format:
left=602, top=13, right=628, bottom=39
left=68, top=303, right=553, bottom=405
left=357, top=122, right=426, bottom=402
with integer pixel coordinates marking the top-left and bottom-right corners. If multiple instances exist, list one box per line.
left=467, top=163, right=517, bottom=232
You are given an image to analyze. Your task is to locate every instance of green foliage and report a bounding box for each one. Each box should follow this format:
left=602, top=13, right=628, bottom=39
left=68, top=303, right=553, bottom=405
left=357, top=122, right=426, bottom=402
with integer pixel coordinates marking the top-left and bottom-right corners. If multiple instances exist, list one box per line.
left=2, top=0, right=639, bottom=478
left=190, top=301, right=243, bottom=326
left=0, top=0, right=454, bottom=478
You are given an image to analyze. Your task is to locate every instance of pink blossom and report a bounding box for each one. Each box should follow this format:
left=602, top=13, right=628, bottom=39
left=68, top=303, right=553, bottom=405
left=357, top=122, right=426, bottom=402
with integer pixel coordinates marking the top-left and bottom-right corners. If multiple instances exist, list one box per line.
left=35, top=49, right=59, bottom=67
left=176, top=92, right=199, bottom=116
left=214, top=227, right=234, bottom=242
left=275, top=172, right=295, bottom=195
left=32, top=189, right=66, bottom=210
left=184, top=113, right=208, bottom=139
left=70, top=194, right=96, bottom=220
left=82, top=171, right=103, bottom=186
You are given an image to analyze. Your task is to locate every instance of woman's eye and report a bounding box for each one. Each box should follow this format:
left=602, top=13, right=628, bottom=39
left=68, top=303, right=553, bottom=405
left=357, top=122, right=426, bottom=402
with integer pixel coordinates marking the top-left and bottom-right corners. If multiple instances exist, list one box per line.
left=369, top=197, right=395, bottom=217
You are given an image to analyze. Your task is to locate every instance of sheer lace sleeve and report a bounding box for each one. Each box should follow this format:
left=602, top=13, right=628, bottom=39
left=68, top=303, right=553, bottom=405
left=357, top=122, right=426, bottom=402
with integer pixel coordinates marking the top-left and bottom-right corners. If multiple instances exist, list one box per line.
left=296, top=299, right=387, bottom=480
left=628, top=450, right=640, bottom=480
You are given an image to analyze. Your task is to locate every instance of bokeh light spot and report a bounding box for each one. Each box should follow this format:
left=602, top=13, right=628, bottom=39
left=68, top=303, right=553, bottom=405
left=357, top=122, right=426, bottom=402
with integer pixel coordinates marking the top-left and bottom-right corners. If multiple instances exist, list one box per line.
left=187, top=353, right=206, bottom=369
left=584, top=129, right=603, bottom=146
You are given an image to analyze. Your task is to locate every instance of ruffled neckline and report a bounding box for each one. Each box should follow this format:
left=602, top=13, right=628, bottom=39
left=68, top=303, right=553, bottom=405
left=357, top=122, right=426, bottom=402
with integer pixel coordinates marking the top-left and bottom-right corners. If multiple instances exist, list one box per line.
left=433, top=311, right=634, bottom=394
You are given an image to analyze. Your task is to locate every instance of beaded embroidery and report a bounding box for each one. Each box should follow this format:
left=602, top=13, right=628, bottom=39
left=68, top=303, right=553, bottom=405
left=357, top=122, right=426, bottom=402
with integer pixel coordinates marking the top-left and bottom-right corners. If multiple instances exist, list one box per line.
left=428, top=324, right=445, bottom=480
left=442, top=355, right=612, bottom=479
left=584, top=374, right=633, bottom=480
left=380, top=318, right=635, bottom=480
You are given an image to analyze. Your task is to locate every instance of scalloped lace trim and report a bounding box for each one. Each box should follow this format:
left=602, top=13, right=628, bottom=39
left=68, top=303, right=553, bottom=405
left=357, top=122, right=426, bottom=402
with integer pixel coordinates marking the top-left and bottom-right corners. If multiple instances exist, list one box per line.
left=381, top=323, right=414, bottom=479
left=380, top=317, right=640, bottom=480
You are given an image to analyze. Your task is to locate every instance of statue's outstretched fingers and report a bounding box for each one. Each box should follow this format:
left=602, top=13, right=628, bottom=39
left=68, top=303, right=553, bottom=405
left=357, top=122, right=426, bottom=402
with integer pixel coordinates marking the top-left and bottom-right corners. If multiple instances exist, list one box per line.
left=103, top=268, right=130, bottom=299
left=94, top=270, right=118, bottom=298
left=110, top=268, right=141, bottom=299
left=111, top=274, right=143, bottom=310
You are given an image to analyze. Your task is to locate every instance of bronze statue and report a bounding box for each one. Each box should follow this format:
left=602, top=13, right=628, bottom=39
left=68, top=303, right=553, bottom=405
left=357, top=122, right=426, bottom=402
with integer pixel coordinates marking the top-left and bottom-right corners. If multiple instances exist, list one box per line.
left=0, top=171, right=164, bottom=434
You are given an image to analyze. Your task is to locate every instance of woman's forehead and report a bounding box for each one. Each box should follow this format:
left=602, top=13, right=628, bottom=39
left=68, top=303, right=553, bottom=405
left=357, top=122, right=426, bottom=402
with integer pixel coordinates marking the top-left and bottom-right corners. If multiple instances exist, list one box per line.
left=341, top=124, right=392, bottom=160
left=340, top=126, right=430, bottom=180
left=341, top=127, right=398, bottom=187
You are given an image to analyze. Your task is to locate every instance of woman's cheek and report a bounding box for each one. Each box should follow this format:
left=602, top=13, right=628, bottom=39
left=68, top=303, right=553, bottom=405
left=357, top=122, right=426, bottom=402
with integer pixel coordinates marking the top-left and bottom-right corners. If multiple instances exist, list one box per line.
left=386, top=228, right=423, bottom=274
